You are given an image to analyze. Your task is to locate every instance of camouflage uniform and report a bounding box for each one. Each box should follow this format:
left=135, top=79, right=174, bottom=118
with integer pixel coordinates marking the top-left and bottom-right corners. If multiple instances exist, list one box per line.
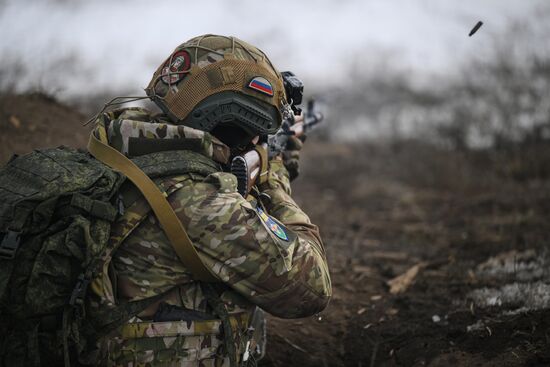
left=88, top=108, right=332, bottom=366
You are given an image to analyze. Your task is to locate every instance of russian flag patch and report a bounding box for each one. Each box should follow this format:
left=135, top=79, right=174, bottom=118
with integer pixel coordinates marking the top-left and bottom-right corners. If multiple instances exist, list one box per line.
left=248, top=76, right=274, bottom=96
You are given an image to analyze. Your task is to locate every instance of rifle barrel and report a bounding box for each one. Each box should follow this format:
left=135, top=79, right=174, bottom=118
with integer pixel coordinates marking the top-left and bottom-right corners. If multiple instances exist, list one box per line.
left=289, top=112, right=323, bottom=136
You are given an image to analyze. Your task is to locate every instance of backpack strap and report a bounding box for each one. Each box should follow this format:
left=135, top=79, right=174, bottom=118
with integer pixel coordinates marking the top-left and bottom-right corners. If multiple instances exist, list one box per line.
left=87, top=126, right=218, bottom=283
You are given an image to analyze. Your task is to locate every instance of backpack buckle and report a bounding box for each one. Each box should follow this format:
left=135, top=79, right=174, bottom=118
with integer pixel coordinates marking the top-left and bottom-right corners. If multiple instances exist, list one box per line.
left=69, top=274, right=91, bottom=307
left=0, top=230, right=21, bottom=259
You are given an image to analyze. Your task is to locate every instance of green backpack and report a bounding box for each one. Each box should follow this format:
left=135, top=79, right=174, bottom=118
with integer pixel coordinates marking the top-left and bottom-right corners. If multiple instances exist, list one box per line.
left=0, top=146, right=220, bottom=367
left=0, top=147, right=125, bottom=366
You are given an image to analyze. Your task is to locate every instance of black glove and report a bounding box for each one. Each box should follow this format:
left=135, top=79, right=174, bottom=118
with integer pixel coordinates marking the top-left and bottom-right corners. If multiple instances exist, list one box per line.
left=282, top=135, right=303, bottom=181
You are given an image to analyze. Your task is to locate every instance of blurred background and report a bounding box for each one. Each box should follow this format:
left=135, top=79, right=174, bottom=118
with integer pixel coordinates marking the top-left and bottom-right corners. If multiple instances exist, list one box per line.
left=1, top=0, right=549, bottom=146
left=1, top=1, right=550, bottom=366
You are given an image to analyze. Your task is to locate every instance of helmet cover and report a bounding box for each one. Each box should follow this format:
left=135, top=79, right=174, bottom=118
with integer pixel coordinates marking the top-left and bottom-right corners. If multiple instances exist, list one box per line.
left=146, top=34, right=287, bottom=135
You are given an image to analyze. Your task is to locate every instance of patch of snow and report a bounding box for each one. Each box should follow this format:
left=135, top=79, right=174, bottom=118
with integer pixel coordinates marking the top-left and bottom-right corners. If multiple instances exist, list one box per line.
left=475, top=249, right=550, bottom=282
left=468, top=281, right=550, bottom=312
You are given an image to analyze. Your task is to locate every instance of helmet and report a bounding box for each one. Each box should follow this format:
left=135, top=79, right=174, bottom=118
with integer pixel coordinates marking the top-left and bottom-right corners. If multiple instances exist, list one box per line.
left=146, top=34, right=287, bottom=138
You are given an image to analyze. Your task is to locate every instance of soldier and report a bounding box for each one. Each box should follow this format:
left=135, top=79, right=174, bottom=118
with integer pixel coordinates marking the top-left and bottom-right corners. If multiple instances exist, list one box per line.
left=86, top=34, right=332, bottom=366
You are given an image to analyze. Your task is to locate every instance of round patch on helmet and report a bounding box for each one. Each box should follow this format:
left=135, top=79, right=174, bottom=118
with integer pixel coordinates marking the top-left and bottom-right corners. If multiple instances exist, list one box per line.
left=161, top=50, right=191, bottom=85
left=248, top=76, right=274, bottom=97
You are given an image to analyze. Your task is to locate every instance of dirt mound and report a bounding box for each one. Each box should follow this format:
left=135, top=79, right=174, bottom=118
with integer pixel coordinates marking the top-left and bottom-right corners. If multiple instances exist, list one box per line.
left=0, top=93, right=91, bottom=165
left=1, top=94, right=549, bottom=366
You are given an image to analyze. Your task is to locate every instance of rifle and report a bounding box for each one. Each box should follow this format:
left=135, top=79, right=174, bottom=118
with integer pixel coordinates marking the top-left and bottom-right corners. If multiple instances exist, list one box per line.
left=231, top=98, right=323, bottom=196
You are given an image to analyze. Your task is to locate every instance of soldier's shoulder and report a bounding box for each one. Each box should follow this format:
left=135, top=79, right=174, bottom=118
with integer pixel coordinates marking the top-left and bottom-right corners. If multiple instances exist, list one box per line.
left=167, top=171, right=239, bottom=198
left=167, top=172, right=245, bottom=226
left=115, top=107, right=155, bottom=121
left=203, top=172, right=238, bottom=194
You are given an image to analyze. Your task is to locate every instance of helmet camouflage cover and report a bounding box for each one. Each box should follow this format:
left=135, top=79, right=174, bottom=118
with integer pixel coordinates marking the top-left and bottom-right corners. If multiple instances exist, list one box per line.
left=146, top=34, right=287, bottom=135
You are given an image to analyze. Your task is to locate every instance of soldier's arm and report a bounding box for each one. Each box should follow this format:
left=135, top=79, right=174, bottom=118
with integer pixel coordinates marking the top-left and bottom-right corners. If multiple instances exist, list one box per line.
left=172, top=165, right=332, bottom=319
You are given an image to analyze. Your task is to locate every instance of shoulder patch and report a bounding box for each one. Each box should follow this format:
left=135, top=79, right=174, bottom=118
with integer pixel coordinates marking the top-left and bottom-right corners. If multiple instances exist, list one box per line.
left=257, top=207, right=289, bottom=241
left=204, top=172, right=238, bottom=193
left=248, top=76, right=274, bottom=96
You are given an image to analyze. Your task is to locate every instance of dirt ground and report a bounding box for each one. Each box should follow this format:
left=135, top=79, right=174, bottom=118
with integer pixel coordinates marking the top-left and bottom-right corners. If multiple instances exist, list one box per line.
left=1, top=94, right=549, bottom=366
left=0, top=93, right=91, bottom=161
left=263, top=140, right=550, bottom=367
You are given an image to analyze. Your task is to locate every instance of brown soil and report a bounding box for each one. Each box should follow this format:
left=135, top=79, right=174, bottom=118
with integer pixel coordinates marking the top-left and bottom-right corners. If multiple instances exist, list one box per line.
left=263, top=142, right=550, bottom=367
left=1, top=94, right=549, bottom=367
left=0, top=93, right=90, bottom=164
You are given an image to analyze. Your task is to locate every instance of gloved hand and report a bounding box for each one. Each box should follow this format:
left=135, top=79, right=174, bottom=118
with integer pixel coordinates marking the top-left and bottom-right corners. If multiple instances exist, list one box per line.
left=282, top=135, right=303, bottom=181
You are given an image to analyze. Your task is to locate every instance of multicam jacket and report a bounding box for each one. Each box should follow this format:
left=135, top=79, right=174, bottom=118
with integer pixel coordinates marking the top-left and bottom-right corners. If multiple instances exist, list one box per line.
left=87, top=108, right=332, bottom=366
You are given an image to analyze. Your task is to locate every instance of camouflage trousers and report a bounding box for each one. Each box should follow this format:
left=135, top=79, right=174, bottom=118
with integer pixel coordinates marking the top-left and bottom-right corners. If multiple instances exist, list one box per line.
left=97, top=313, right=251, bottom=367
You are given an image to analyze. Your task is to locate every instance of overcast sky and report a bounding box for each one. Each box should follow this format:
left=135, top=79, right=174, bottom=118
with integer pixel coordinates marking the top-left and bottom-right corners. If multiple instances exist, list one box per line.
left=0, top=0, right=546, bottom=99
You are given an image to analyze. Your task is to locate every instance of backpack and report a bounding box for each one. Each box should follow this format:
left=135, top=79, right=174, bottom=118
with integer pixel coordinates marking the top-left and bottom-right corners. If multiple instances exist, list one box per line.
left=0, top=147, right=124, bottom=366
left=0, top=145, right=220, bottom=367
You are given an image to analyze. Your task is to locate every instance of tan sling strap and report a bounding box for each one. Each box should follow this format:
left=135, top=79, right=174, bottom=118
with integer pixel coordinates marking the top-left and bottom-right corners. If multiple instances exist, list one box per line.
left=87, top=127, right=218, bottom=282
left=254, top=144, right=269, bottom=185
